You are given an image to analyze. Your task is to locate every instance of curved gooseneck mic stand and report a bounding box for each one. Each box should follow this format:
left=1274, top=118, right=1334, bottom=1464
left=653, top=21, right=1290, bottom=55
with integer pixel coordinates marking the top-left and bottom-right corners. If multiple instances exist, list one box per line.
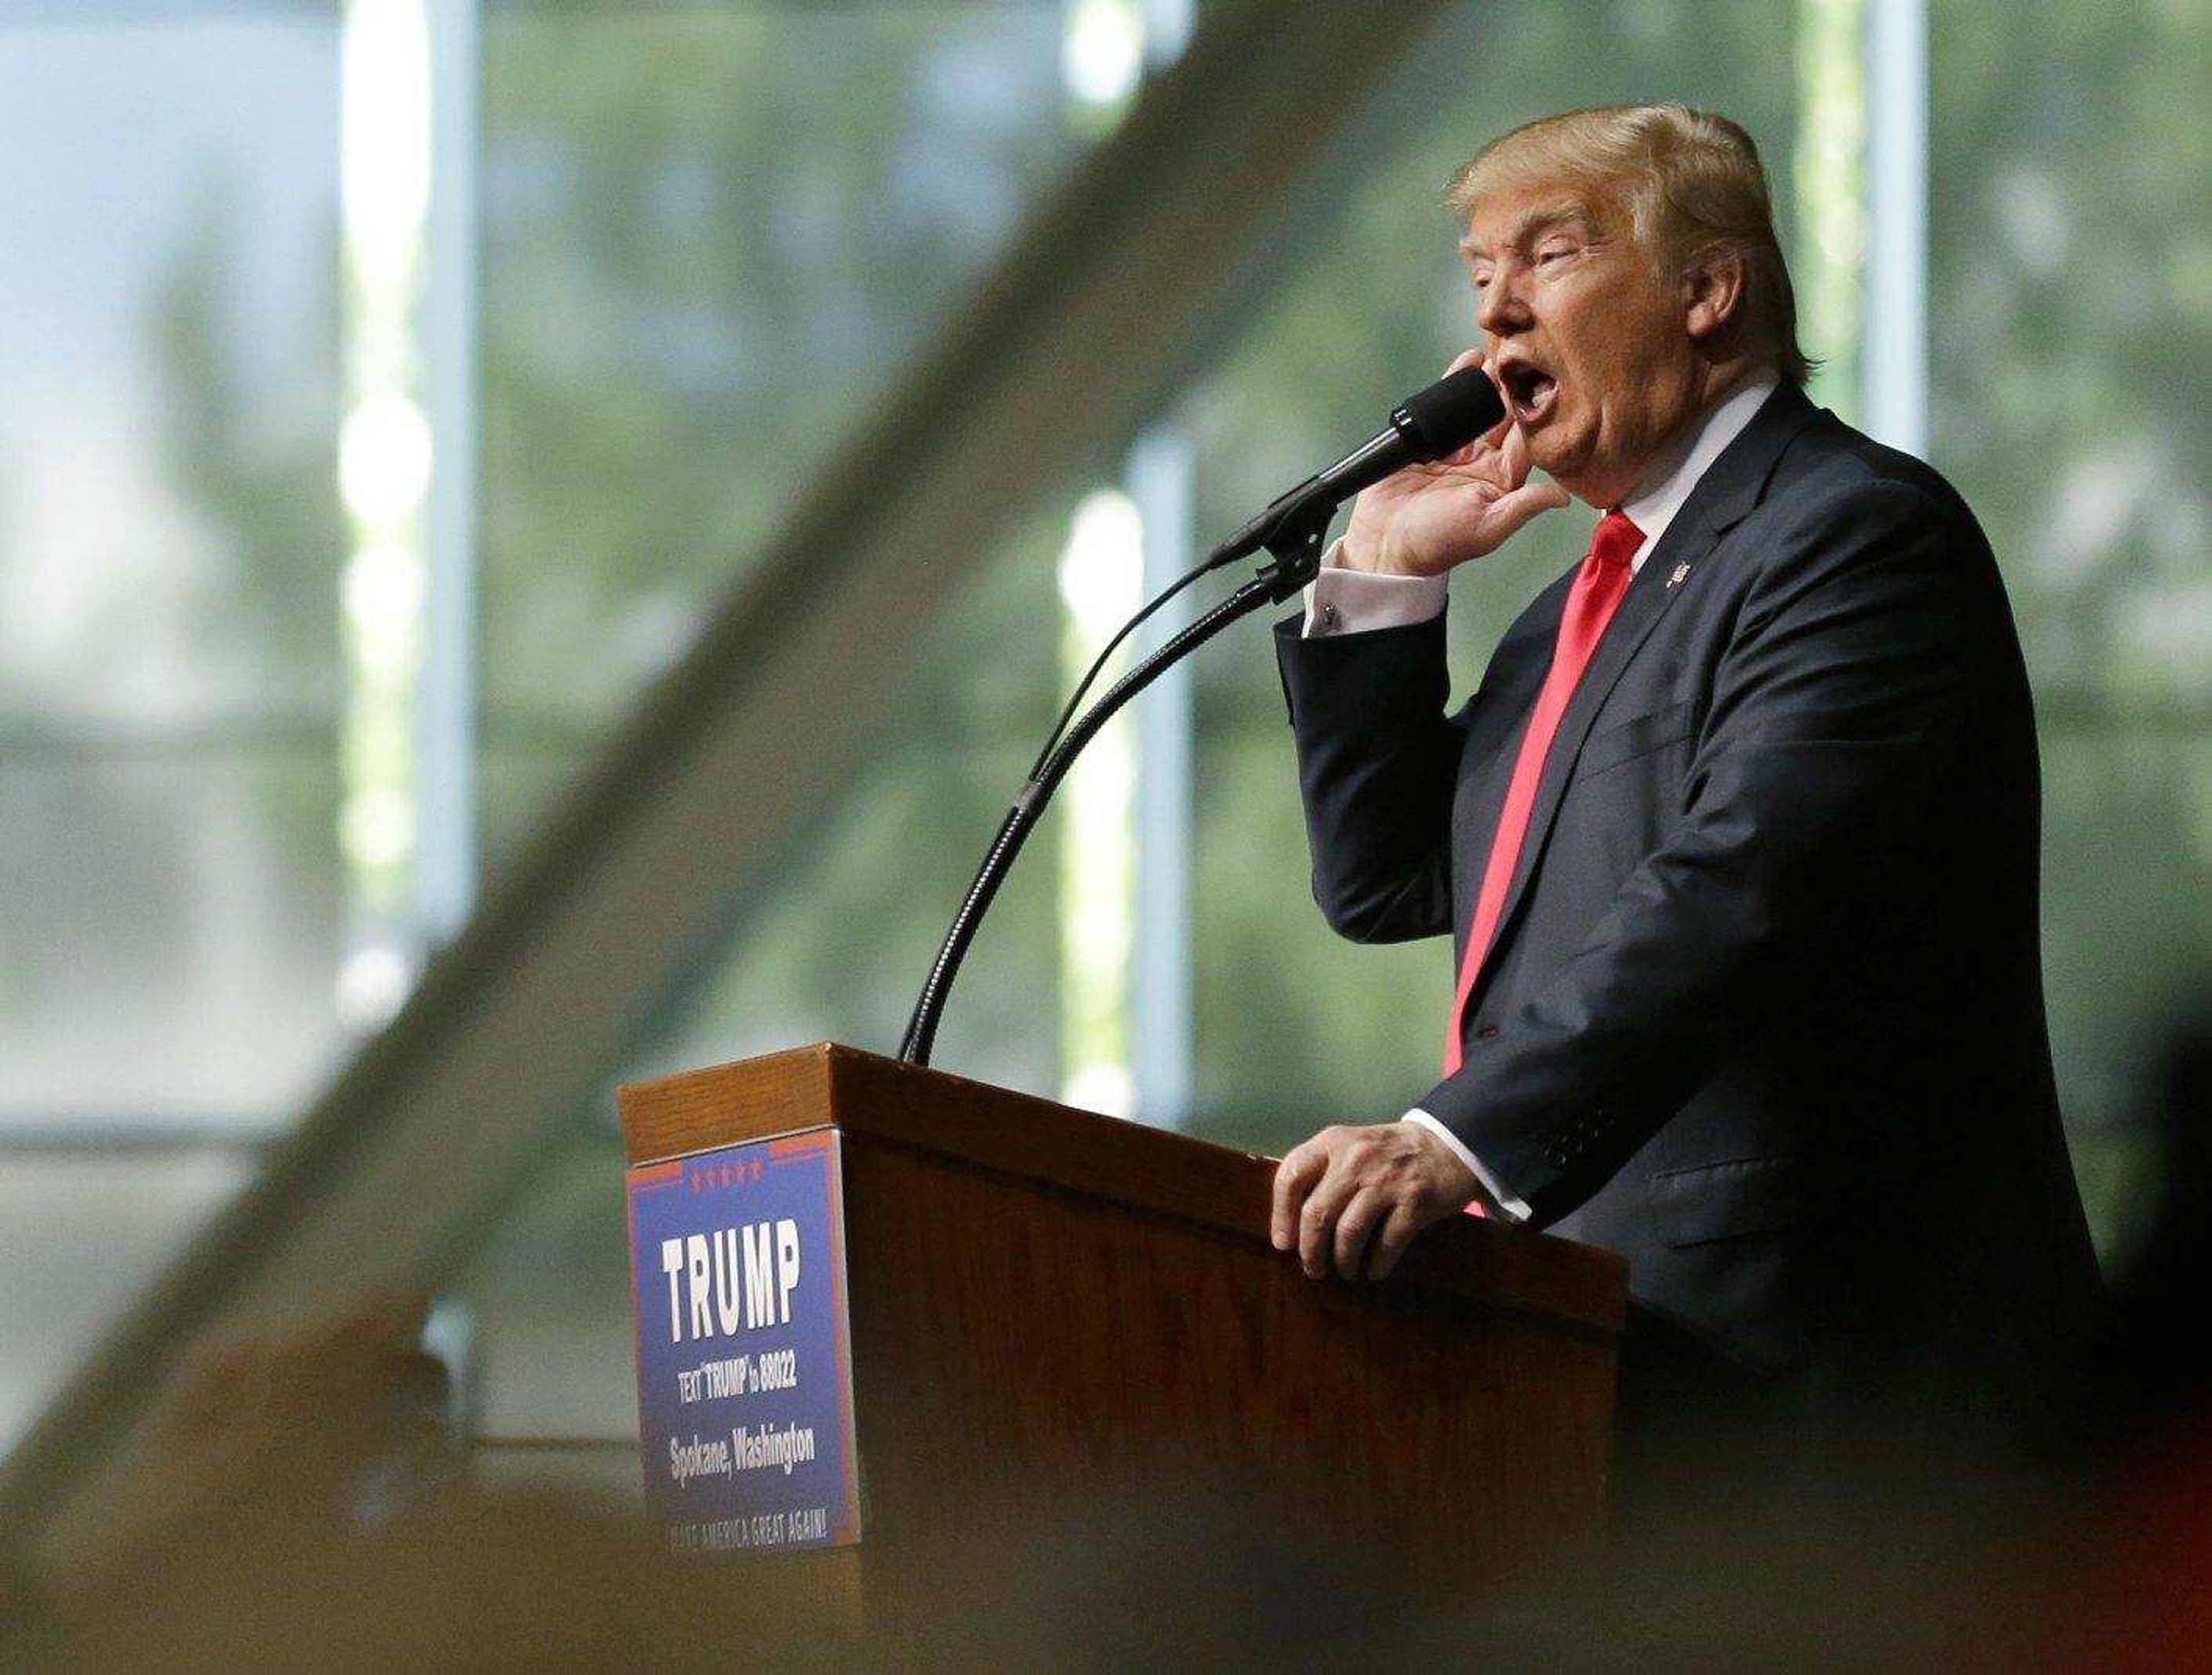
left=896, top=493, right=1338, bottom=1067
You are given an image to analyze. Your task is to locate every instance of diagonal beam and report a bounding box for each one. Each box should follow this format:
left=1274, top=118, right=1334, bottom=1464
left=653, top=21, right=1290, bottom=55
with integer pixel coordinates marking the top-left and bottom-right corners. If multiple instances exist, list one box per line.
left=0, top=0, right=1454, bottom=1543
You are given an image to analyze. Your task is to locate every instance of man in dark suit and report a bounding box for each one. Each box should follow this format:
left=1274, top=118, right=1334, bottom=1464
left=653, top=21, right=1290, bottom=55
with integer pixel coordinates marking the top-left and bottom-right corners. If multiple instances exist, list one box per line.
left=1266, top=105, right=2099, bottom=1458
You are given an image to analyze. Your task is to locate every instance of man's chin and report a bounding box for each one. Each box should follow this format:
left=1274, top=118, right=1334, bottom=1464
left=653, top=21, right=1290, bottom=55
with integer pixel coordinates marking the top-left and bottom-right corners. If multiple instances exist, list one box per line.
left=1525, top=437, right=1593, bottom=502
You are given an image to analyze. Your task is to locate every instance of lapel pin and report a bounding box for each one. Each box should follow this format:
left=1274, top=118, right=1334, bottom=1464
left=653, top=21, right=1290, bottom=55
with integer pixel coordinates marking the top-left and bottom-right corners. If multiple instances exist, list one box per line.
left=1667, top=562, right=1691, bottom=588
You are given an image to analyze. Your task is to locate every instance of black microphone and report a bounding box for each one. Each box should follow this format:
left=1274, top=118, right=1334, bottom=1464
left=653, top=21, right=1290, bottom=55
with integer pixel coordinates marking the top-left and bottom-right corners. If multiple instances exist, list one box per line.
left=1213, top=363, right=1506, bottom=565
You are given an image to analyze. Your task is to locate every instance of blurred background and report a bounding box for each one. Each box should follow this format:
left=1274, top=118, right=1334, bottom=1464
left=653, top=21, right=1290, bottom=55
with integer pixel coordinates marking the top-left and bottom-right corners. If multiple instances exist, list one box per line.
left=0, top=0, right=2205, bottom=1529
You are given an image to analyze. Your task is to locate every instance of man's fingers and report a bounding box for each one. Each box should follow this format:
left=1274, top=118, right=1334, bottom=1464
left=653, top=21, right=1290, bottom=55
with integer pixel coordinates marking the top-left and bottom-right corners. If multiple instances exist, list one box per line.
left=1487, top=479, right=1570, bottom=540
left=1333, top=1187, right=1385, bottom=1280
left=1271, top=1142, right=1329, bottom=1251
left=1501, top=418, right=1532, bottom=484
left=1275, top=1124, right=1463, bottom=1281
left=1366, top=1202, right=1427, bottom=1282
left=1297, top=1165, right=1359, bottom=1278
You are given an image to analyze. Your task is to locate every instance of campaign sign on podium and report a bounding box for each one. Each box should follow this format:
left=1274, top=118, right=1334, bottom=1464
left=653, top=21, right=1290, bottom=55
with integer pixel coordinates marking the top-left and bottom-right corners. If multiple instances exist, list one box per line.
left=625, top=1126, right=861, bottom=1552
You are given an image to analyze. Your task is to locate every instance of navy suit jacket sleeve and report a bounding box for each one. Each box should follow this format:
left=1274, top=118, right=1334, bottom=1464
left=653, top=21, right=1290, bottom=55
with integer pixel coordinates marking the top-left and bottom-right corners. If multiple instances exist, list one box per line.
left=1416, top=479, right=1989, bottom=1219
left=1271, top=611, right=1466, bottom=945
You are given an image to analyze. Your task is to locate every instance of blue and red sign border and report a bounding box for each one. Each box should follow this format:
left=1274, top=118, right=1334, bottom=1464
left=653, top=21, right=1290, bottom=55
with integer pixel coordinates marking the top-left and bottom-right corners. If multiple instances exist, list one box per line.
left=623, top=1124, right=862, bottom=1550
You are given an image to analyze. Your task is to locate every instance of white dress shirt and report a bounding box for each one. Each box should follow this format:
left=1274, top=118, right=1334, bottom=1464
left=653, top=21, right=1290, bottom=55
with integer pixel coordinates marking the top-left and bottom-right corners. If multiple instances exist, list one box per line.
left=1298, top=373, right=1779, bottom=1218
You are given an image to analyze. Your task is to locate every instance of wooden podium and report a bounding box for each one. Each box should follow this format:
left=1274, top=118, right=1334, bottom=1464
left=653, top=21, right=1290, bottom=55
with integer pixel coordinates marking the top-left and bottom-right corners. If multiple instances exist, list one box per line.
left=619, top=1042, right=1626, bottom=1592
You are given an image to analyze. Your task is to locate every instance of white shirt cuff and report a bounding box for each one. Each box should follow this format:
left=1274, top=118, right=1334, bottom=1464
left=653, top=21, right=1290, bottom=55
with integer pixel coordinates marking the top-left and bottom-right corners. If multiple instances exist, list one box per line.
left=1301, top=543, right=1448, bottom=636
left=1402, top=1109, right=1531, bottom=1222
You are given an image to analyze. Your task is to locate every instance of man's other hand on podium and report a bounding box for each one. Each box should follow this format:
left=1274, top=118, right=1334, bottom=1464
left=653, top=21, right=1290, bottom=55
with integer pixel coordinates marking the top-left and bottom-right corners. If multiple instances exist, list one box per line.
left=1270, top=1121, right=1486, bottom=1282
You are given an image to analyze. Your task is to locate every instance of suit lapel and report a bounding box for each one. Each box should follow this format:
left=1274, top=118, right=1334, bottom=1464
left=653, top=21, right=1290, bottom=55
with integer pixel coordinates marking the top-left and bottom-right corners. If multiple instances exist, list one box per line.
left=1473, top=384, right=1822, bottom=1003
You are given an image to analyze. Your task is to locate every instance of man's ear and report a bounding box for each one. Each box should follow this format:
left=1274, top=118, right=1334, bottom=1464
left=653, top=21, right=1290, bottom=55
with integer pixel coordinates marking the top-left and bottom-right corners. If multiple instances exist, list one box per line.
left=1683, top=246, right=1748, bottom=346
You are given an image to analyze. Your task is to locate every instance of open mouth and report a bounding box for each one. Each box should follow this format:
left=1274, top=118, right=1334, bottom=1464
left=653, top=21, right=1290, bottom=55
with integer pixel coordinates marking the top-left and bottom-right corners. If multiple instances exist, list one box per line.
left=1499, top=363, right=1559, bottom=426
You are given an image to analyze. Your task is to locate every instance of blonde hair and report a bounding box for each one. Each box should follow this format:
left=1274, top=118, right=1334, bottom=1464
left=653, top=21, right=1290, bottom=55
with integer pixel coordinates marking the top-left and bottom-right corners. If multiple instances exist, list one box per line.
left=1446, top=104, right=1811, bottom=385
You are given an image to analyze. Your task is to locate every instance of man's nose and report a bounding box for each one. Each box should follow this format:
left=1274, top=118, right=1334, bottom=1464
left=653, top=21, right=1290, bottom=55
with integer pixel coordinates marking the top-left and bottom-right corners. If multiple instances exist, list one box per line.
left=1476, top=266, right=1531, bottom=335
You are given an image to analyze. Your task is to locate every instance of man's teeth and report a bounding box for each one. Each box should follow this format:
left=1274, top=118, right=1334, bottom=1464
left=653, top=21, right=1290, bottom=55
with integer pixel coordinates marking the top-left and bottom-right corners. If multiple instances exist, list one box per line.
left=1513, top=370, right=1555, bottom=411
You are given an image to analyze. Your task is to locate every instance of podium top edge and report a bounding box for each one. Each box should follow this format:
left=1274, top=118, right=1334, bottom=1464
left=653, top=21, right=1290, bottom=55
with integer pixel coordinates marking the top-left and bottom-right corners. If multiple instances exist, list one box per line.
left=617, top=1041, right=1626, bottom=1338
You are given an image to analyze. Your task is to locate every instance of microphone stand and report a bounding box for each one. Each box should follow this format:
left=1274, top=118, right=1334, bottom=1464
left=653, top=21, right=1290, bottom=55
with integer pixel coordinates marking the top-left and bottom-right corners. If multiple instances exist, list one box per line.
left=897, top=491, right=1339, bottom=1067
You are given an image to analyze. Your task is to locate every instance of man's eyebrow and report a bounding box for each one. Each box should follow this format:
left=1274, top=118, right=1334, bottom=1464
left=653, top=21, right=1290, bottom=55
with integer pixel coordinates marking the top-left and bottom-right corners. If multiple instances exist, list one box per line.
left=1457, top=203, right=1593, bottom=260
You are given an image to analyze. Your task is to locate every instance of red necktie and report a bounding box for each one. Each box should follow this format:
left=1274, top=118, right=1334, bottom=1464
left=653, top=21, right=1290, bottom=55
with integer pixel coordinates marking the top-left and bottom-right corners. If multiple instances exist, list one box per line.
left=1443, top=509, right=1644, bottom=1077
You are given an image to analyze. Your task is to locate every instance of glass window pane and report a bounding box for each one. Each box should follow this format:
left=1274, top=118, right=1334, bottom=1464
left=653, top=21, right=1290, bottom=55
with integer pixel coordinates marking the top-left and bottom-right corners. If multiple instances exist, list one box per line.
left=0, top=9, right=344, bottom=1449
left=1928, top=0, right=2211, bottom=1253
left=478, top=3, right=1081, bottom=869
left=0, top=13, right=343, bottom=727
left=0, top=1154, right=255, bottom=1454
left=0, top=751, right=344, bottom=1126
left=633, top=522, right=1070, bottom=1092
left=0, top=12, right=346, bottom=1125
